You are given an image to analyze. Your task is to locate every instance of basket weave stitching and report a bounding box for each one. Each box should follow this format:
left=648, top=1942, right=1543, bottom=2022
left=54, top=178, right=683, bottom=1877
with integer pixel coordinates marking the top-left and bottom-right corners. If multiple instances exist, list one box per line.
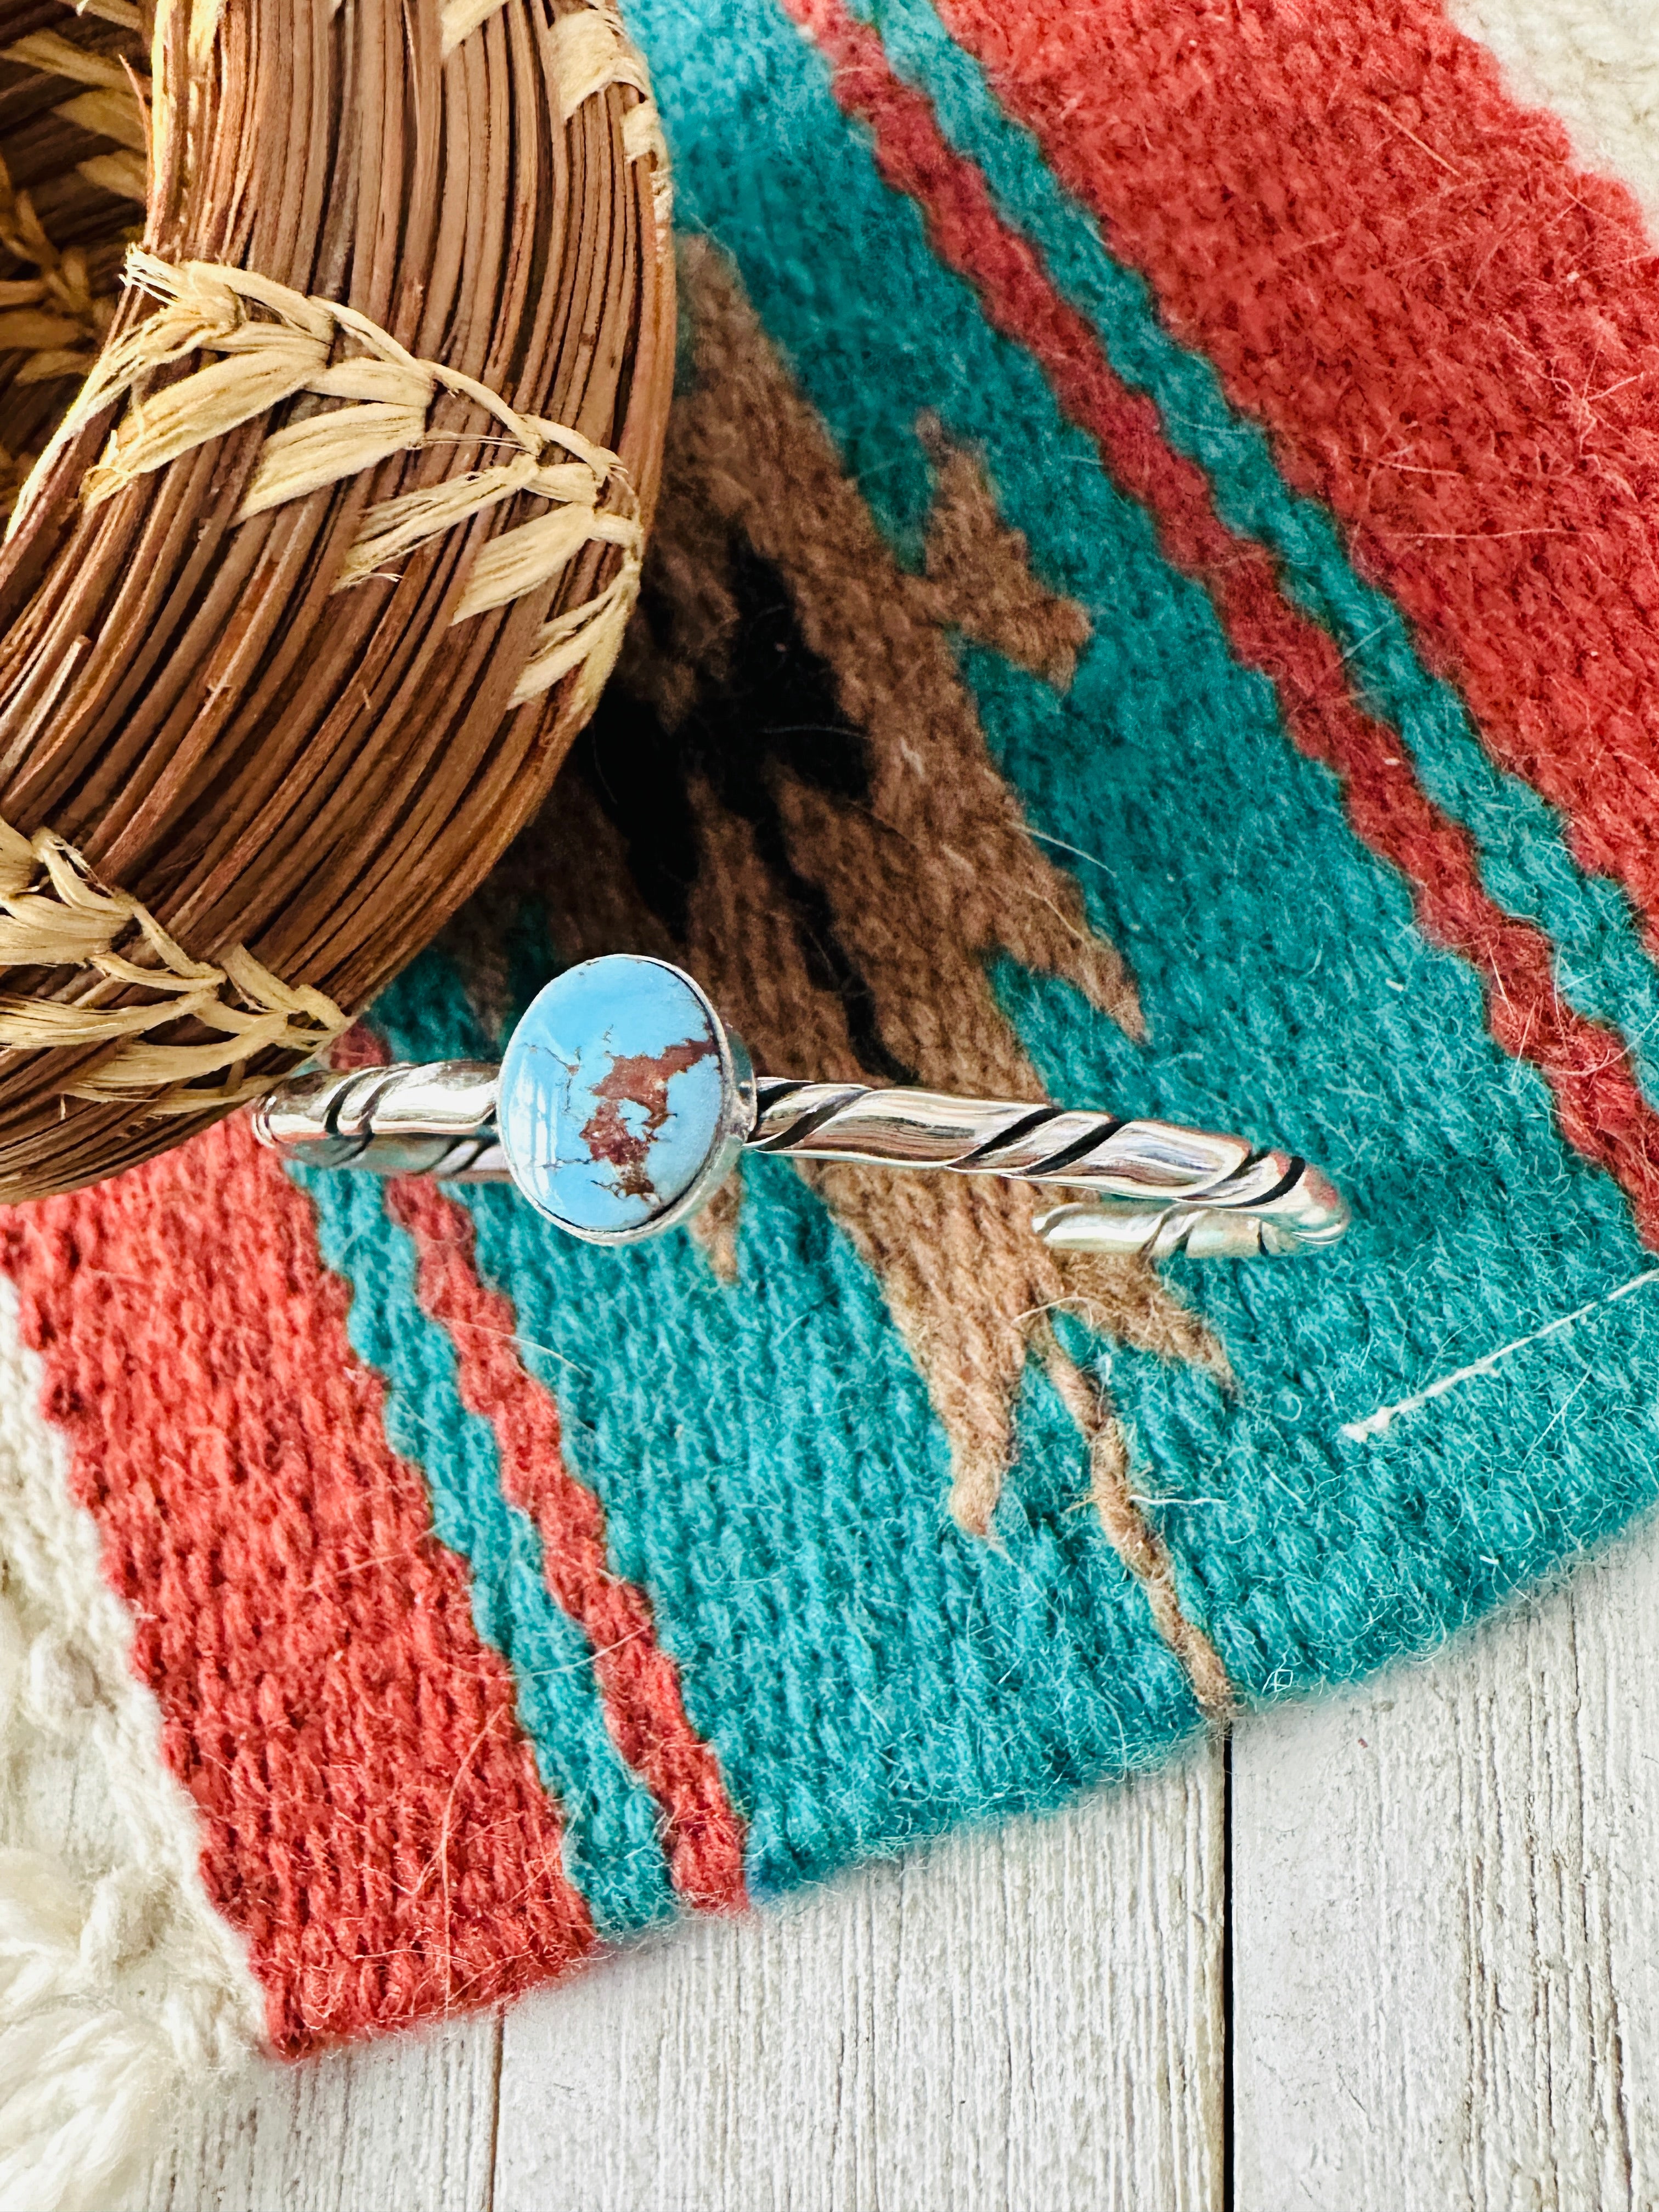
left=0, top=152, right=124, bottom=397
left=1, top=25, right=148, bottom=205
left=0, top=0, right=674, bottom=1175
left=0, top=817, right=346, bottom=1109
left=0, top=26, right=146, bottom=503
left=12, top=251, right=648, bottom=708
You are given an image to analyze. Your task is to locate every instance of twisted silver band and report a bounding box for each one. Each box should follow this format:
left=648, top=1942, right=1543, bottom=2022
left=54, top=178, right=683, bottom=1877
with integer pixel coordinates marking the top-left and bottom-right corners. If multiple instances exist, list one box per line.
left=252, top=1057, right=1349, bottom=1260
left=748, top=1079, right=1347, bottom=1257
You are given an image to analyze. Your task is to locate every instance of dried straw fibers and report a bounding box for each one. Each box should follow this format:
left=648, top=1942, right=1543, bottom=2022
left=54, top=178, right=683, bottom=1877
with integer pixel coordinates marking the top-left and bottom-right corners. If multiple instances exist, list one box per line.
left=0, top=0, right=673, bottom=1200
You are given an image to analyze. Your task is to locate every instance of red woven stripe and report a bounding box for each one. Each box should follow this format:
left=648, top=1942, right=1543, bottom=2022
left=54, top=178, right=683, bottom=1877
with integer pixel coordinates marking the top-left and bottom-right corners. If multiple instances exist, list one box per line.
left=785, top=0, right=1659, bottom=1236
left=384, top=1173, right=749, bottom=1912
left=932, top=0, right=1659, bottom=938
left=0, top=1118, right=595, bottom=2053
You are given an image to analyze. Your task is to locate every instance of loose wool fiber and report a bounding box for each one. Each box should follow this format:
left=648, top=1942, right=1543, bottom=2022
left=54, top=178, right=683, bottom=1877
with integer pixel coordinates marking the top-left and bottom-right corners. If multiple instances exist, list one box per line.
left=4, top=6, right=1659, bottom=2198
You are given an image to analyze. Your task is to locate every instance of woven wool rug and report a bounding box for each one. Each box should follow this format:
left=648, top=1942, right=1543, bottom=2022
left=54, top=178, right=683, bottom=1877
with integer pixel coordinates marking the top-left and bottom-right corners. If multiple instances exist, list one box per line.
left=5, top=0, right=1659, bottom=2197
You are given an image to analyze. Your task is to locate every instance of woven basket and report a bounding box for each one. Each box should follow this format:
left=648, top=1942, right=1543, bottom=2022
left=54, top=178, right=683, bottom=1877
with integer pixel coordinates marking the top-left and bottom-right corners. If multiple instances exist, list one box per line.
left=0, top=0, right=673, bottom=1202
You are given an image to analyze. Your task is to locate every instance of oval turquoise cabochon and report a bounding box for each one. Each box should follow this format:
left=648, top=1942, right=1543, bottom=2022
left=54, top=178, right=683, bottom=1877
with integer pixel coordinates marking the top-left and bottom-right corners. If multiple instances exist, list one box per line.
left=290, top=0, right=1659, bottom=1950
left=497, top=957, right=729, bottom=1238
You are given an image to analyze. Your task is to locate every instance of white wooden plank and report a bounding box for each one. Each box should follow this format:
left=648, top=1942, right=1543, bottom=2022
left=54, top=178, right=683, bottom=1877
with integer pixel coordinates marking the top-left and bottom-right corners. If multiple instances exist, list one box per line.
left=2, top=1666, right=499, bottom=2212
left=143, top=2013, right=500, bottom=2212
left=1231, top=1519, right=1659, bottom=2210
left=494, top=1747, right=1225, bottom=2212
left=1, top=1505, right=499, bottom=2212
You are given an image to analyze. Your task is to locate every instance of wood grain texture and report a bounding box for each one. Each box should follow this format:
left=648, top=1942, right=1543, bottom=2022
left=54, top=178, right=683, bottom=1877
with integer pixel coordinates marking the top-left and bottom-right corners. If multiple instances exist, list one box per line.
left=93, top=1520, right=1659, bottom=2208
left=1232, top=1524, right=1659, bottom=2211
left=0, top=1562, right=500, bottom=2212
left=140, top=2017, right=500, bottom=2212
left=494, top=1751, right=1225, bottom=2212
left=127, top=1748, right=1224, bottom=2212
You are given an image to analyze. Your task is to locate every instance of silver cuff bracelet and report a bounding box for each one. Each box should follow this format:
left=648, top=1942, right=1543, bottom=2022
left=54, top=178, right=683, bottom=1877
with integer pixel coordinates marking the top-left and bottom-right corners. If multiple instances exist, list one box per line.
left=251, top=953, right=1351, bottom=1262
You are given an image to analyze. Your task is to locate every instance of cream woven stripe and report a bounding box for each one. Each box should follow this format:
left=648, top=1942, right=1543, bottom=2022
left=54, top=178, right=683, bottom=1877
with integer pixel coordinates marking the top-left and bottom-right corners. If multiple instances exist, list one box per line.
left=8, top=251, right=646, bottom=707
left=0, top=819, right=347, bottom=1110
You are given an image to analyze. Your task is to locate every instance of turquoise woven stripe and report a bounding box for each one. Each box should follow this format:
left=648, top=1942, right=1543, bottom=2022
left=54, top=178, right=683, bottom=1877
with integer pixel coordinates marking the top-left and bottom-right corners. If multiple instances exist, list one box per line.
left=368, top=952, right=1203, bottom=1899
left=621, top=0, right=1659, bottom=1698
left=293, top=1163, right=677, bottom=1939
left=845, top=0, right=1659, bottom=1105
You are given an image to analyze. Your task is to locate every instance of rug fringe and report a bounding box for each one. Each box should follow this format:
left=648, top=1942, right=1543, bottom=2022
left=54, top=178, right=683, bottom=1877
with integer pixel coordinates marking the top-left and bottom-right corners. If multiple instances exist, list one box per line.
left=0, top=1847, right=227, bottom=2210
left=0, top=1280, right=266, bottom=2211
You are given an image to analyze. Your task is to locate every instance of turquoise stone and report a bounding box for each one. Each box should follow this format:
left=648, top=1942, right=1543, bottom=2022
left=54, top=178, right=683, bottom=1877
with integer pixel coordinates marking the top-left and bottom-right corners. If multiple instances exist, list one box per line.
left=496, top=956, right=734, bottom=1241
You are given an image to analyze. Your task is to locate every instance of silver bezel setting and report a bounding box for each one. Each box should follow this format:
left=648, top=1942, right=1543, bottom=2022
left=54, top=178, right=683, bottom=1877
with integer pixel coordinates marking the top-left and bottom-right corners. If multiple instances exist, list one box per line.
left=499, top=955, right=757, bottom=1248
